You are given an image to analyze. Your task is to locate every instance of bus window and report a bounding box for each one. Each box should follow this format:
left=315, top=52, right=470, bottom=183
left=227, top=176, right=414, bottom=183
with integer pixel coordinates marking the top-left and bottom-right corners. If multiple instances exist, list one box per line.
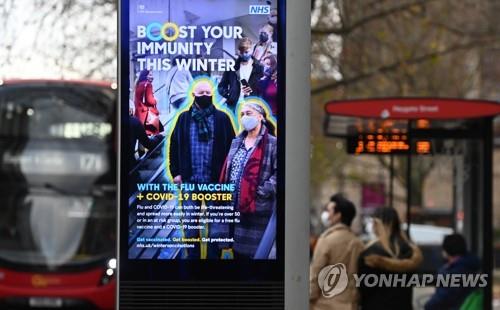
left=0, top=84, right=116, bottom=270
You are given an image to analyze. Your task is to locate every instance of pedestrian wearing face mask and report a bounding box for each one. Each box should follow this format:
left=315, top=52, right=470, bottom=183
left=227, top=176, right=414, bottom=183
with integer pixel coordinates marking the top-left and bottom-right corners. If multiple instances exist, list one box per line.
left=169, top=79, right=235, bottom=259
left=218, top=38, right=263, bottom=110
left=310, top=194, right=364, bottom=310
left=218, top=102, right=277, bottom=259
left=259, top=54, right=278, bottom=116
left=252, top=24, right=277, bottom=62
left=357, top=207, right=422, bottom=310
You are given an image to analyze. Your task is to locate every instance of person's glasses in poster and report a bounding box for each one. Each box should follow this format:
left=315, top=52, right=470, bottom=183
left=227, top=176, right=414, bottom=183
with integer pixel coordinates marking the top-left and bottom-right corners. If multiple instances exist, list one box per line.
left=127, top=0, right=280, bottom=260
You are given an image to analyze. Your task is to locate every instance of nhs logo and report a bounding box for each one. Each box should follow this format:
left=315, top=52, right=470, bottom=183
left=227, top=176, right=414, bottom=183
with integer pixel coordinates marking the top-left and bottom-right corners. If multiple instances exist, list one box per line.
left=249, top=5, right=270, bottom=15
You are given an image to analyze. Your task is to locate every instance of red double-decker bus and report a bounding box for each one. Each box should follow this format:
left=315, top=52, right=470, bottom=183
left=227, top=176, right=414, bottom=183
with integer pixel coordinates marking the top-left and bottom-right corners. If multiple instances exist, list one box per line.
left=0, top=80, right=117, bottom=309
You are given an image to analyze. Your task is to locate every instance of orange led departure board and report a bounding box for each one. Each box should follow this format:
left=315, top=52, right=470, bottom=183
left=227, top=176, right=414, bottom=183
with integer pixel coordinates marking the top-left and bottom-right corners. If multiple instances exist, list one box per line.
left=347, top=133, right=431, bottom=155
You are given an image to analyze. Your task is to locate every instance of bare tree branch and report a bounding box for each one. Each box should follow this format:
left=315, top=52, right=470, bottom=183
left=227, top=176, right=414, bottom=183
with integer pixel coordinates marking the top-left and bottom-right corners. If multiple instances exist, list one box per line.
left=312, top=36, right=498, bottom=95
left=312, top=0, right=439, bottom=36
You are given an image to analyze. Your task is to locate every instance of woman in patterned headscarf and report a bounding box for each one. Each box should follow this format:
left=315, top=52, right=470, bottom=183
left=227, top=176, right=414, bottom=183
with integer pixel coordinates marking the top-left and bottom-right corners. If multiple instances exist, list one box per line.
left=219, top=102, right=277, bottom=259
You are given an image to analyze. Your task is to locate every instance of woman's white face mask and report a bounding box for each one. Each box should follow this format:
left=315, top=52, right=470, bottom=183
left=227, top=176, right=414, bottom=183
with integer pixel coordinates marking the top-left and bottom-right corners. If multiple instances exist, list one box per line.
left=364, top=217, right=377, bottom=240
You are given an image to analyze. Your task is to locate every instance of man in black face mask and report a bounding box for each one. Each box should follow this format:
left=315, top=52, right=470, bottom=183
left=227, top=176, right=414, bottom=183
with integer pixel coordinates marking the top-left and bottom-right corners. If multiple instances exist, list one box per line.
left=169, top=79, right=235, bottom=259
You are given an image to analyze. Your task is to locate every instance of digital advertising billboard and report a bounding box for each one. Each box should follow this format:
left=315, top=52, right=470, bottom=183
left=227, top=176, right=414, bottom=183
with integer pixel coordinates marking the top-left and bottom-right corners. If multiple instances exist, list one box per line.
left=117, top=1, right=317, bottom=308
left=123, top=0, right=281, bottom=262
left=118, top=2, right=289, bottom=303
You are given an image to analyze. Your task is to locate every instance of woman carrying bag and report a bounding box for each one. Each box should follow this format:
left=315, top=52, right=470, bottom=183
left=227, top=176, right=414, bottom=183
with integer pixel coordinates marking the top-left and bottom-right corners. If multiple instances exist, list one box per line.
left=134, top=69, right=162, bottom=135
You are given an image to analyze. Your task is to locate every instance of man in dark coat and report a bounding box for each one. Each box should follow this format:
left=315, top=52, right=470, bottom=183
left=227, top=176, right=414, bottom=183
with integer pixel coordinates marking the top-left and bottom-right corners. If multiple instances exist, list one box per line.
left=217, top=37, right=263, bottom=111
left=169, top=79, right=235, bottom=259
left=425, top=234, right=481, bottom=310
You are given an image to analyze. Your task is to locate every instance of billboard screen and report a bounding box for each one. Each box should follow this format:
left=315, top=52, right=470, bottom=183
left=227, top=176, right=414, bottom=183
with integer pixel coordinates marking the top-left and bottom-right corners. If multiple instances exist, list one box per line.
left=122, top=0, right=282, bottom=264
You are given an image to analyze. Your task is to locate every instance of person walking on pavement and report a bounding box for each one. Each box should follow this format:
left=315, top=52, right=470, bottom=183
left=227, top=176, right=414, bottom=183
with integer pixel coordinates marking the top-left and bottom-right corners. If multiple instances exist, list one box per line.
left=310, top=194, right=364, bottom=310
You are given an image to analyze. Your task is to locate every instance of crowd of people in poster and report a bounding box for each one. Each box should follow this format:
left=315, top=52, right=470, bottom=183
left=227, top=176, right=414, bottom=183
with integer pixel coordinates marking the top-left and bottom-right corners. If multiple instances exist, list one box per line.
left=127, top=1, right=279, bottom=260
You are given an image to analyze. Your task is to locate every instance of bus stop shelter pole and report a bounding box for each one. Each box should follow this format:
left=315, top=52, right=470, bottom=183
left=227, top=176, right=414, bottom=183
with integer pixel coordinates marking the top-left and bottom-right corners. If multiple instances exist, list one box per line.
left=390, top=154, right=394, bottom=209
left=483, top=117, right=493, bottom=310
left=406, top=121, right=412, bottom=236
